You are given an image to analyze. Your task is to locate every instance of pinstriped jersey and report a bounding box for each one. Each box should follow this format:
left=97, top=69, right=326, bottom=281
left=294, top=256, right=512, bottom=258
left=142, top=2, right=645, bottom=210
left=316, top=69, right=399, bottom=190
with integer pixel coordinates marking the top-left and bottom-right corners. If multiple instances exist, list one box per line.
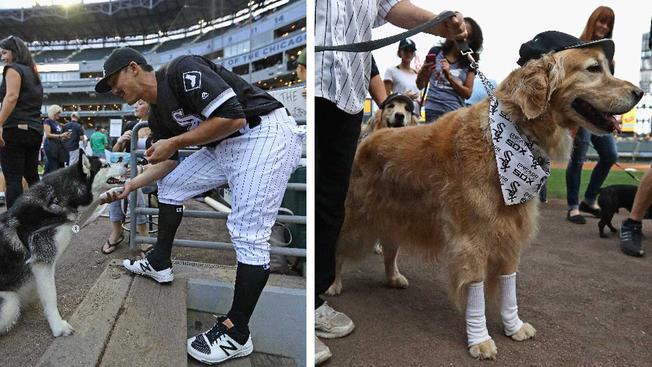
left=149, top=55, right=283, bottom=148
left=315, top=0, right=399, bottom=114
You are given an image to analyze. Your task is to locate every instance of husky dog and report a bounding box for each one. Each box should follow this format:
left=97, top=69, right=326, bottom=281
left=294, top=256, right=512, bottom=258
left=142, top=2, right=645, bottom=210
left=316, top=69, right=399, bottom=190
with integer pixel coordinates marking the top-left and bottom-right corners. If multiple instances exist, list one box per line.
left=0, top=150, right=126, bottom=336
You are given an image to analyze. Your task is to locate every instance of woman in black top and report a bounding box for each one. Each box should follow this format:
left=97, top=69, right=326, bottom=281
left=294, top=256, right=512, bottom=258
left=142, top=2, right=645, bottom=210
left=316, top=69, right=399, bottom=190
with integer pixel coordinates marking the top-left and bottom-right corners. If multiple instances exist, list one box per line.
left=0, top=36, right=44, bottom=209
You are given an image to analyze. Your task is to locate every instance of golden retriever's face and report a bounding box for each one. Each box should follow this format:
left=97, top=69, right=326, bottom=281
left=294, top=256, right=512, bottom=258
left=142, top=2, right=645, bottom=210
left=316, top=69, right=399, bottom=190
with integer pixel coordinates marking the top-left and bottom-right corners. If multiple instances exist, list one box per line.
left=373, top=99, right=417, bottom=130
left=498, top=47, right=643, bottom=135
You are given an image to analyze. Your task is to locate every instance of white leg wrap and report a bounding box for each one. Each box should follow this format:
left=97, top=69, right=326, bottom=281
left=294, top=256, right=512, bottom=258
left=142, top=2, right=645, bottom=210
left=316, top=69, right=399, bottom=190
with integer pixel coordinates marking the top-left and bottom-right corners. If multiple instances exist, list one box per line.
left=466, top=281, right=491, bottom=347
left=499, top=273, right=524, bottom=336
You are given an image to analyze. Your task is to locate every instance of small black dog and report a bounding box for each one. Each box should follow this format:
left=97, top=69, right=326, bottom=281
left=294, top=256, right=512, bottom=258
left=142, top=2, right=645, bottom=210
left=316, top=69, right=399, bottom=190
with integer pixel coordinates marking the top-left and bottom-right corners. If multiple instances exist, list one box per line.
left=597, top=184, right=652, bottom=238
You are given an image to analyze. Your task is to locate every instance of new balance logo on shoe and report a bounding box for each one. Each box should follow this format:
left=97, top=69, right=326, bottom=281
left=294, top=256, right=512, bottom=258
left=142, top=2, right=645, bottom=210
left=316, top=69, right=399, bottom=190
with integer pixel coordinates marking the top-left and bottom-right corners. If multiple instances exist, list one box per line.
left=140, top=261, right=152, bottom=272
left=219, top=340, right=238, bottom=356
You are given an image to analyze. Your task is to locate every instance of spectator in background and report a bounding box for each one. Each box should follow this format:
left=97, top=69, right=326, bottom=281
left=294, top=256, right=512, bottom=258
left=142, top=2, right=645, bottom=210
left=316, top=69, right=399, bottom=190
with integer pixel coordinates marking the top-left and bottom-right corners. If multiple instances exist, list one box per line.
left=565, top=6, right=617, bottom=225
left=63, top=111, right=86, bottom=165
left=416, top=17, right=483, bottom=123
left=296, top=48, right=306, bottom=97
left=43, top=104, right=71, bottom=173
left=618, top=15, right=652, bottom=257
left=383, top=39, right=421, bottom=116
left=102, top=99, right=152, bottom=255
left=90, top=127, right=110, bottom=158
left=0, top=35, right=44, bottom=208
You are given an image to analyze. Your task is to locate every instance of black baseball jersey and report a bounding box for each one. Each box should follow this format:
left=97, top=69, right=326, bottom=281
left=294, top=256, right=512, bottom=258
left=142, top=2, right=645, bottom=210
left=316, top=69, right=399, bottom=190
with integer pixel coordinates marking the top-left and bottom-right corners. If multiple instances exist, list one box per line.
left=148, top=55, right=283, bottom=150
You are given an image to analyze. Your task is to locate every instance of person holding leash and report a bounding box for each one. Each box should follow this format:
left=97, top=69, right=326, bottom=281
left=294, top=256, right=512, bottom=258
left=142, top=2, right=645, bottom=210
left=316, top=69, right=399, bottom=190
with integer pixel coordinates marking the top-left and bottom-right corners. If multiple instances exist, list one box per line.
left=96, top=47, right=304, bottom=364
left=315, top=1, right=467, bottom=364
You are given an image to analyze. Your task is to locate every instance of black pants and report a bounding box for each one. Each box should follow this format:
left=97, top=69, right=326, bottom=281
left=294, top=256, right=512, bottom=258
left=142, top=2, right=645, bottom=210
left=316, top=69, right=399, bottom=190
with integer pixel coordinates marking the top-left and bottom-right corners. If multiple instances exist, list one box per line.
left=0, top=127, right=42, bottom=209
left=315, top=98, right=362, bottom=307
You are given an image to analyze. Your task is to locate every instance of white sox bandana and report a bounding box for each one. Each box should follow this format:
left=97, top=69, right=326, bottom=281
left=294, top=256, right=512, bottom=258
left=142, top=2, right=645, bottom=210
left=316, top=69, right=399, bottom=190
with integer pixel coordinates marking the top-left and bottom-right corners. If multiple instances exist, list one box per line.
left=489, top=99, right=550, bottom=205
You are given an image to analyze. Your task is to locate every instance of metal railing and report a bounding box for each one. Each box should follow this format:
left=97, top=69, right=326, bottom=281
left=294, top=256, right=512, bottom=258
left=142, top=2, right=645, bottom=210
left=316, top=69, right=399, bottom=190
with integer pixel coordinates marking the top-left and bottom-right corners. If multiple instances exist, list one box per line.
left=127, top=121, right=306, bottom=257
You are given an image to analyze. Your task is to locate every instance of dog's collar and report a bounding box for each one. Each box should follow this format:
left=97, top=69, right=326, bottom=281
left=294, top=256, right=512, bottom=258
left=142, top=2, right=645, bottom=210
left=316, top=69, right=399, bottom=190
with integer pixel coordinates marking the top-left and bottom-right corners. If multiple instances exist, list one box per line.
left=489, top=99, right=550, bottom=205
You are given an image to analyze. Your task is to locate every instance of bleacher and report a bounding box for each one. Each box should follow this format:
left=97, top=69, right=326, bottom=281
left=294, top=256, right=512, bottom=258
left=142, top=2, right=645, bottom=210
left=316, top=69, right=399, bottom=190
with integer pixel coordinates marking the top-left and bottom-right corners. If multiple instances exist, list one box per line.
left=155, top=37, right=192, bottom=53
left=196, top=27, right=228, bottom=42
left=34, top=49, right=73, bottom=63
left=587, top=139, right=652, bottom=161
left=69, top=48, right=112, bottom=61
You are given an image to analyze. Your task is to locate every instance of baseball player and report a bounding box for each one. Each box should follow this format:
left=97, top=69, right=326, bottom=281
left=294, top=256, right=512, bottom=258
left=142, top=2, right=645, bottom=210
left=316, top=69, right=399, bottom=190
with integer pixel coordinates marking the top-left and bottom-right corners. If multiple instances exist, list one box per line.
left=95, top=48, right=304, bottom=364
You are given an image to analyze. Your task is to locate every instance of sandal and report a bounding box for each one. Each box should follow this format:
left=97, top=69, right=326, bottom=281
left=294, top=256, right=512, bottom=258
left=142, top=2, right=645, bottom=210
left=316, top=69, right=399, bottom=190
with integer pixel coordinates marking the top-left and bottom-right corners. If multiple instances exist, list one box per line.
left=579, top=202, right=601, bottom=218
left=101, top=235, right=124, bottom=254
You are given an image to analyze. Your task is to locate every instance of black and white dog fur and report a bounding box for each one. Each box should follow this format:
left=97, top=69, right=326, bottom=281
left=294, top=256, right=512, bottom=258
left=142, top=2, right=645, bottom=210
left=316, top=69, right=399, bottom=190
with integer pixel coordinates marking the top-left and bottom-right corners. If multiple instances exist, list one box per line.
left=0, top=150, right=125, bottom=336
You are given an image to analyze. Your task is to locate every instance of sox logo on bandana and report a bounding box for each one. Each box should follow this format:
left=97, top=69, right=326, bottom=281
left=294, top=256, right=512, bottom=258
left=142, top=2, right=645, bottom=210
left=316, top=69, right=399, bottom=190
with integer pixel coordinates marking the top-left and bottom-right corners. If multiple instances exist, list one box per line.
left=489, top=99, right=550, bottom=205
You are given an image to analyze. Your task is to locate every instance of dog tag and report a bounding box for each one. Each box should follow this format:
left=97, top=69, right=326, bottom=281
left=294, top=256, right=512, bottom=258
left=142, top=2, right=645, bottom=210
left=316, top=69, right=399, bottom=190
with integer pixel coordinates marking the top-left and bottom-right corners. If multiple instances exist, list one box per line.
left=71, top=225, right=80, bottom=233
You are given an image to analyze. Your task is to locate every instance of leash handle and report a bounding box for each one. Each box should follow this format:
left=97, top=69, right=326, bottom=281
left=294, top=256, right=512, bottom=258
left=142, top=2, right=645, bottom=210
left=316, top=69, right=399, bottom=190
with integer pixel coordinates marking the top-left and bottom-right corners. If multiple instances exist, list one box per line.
left=315, top=10, right=456, bottom=53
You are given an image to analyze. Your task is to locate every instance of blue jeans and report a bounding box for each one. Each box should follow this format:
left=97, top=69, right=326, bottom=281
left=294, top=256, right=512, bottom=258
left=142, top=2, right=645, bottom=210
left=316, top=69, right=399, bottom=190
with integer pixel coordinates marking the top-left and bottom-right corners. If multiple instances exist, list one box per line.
left=566, top=127, right=617, bottom=209
left=425, top=109, right=446, bottom=123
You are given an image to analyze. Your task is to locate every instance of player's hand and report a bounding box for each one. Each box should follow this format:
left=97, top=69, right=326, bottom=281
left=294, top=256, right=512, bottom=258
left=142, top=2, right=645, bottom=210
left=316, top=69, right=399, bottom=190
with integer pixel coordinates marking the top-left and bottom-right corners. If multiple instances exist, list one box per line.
left=435, top=11, right=467, bottom=41
left=145, top=139, right=176, bottom=164
left=100, top=185, right=130, bottom=204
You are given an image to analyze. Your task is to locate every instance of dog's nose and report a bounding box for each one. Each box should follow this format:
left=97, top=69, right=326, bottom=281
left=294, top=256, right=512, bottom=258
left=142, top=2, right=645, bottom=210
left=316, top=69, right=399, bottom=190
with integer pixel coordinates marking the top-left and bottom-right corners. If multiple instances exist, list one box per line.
left=632, top=88, right=644, bottom=103
left=394, top=113, right=405, bottom=124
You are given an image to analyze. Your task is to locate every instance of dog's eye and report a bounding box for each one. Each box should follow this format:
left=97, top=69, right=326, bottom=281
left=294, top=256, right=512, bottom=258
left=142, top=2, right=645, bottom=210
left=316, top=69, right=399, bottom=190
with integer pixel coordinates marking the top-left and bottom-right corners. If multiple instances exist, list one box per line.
left=387, top=103, right=394, bottom=108
left=587, top=64, right=602, bottom=73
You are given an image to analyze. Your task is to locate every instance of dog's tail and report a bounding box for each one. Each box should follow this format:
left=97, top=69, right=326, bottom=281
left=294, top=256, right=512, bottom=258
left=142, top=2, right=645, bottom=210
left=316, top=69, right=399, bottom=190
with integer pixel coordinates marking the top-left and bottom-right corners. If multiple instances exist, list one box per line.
left=0, top=291, right=21, bottom=334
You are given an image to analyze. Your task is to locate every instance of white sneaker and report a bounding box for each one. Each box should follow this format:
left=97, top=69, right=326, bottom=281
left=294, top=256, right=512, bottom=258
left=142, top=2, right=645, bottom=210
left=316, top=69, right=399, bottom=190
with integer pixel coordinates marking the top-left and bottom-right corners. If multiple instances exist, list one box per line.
left=187, top=317, right=254, bottom=364
left=315, top=302, right=355, bottom=338
left=122, top=258, right=173, bottom=284
left=315, top=336, right=332, bottom=365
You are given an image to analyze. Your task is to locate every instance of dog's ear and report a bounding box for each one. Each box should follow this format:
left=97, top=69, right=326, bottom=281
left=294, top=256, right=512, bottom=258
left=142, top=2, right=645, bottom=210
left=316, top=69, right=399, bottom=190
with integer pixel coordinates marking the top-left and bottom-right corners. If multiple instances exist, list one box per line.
left=497, top=54, right=562, bottom=119
left=373, top=108, right=384, bottom=130
left=80, top=151, right=92, bottom=177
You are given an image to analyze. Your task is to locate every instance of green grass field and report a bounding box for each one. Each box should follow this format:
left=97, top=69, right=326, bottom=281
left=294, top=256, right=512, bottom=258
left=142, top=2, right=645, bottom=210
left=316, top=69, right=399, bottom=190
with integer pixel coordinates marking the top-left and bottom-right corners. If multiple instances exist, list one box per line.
left=545, top=167, right=644, bottom=199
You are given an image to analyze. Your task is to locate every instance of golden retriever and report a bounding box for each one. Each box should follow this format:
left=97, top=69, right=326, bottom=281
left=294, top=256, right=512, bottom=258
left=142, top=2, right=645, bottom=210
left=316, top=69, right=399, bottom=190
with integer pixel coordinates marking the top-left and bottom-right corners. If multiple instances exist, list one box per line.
left=326, top=46, right=643, bottom=359
left=361, top=94, right=419, bottom=139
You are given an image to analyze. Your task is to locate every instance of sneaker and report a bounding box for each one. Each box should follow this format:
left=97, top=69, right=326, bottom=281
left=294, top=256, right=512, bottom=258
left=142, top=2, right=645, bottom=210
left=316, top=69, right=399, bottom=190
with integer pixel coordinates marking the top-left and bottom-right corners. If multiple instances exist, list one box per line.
left=187, top=317, right=253, bottom=364
left=315, top=336, right=332, bottom=365
left=122, top=258, right=174, bottom=283
left=620, top=219, right=645, bottom=257
left=315, top=302, right=355, bottom=339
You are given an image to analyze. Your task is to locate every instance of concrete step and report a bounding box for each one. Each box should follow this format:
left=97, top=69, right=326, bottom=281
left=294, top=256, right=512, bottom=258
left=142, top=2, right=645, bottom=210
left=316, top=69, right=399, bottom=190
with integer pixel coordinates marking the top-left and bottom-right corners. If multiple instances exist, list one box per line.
left=37, top=260, right=188, bottom=367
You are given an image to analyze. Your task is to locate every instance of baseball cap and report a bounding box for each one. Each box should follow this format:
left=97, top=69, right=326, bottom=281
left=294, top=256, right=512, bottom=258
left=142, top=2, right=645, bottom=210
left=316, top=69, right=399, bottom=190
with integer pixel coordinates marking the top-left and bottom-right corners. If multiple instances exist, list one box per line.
left=379, top=93, right=415, bottom=115
left=398, top=38, right=417, bottom=52
left=95, top=47, right=148, bottom=93
left=517, top=30, right=614, bottom=66
left=297, top=49, right=306, bottom=65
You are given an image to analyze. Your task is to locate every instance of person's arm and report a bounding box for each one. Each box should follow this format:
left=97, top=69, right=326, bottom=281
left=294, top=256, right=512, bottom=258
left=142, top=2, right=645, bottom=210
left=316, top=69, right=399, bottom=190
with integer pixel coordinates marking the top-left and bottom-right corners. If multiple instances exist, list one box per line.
left=369, top=74, right=388, bottom=106
left=416, top=62, right=435, bottom=90
left=442, top=65, right=475, bottom=99
left=113, top=130, right=132, bottom=152
left=385, top=1, right=466, bottom=40
left=145, top=116, right=245, bottom=164
left=0, top=68, right=20, bottom=129
left=101, top=160, right=178, bottom=203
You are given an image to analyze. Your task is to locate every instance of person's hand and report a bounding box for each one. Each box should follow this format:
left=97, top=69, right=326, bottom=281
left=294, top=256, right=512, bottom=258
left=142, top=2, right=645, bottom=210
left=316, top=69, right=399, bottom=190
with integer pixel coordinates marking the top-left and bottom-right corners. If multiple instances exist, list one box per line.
left=118, top=130, right=132, bottom=144
left=404, top=90, right=419, bottom=100
left=436, top=11, right=467, bottom=41
left=0, top=126, right=4, bottom=147
left=61, top=131, right=72, bottom=140
left=440, top=59, right=451, bottom=74
left=145, top=138, right=177, bottom=164
left=100, top=184, right=131, bottom=204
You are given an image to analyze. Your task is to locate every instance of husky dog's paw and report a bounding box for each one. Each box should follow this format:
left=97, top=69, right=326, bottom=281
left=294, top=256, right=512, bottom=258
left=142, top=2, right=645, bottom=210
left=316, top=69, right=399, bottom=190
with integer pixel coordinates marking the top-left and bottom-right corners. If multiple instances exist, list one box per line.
left=325, top=281, right=342, bottom=296
left=510, top=322, right=536, bottom=341
left=387, top=273, right=409, bottom=289
left=51, top=320, right=74, bottom=337
left=469, top=339, right=497, bottom=360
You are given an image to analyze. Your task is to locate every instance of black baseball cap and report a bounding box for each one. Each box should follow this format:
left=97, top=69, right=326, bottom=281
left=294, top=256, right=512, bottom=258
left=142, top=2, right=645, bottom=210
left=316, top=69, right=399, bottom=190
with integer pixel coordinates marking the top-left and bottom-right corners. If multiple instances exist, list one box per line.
left=379, top=93, right=415, bottom=115
left=398, top=38, right=416, bottom=52
left=95, top=47, right=148, bottom=93
left=517, top=30, right=614, bottom=66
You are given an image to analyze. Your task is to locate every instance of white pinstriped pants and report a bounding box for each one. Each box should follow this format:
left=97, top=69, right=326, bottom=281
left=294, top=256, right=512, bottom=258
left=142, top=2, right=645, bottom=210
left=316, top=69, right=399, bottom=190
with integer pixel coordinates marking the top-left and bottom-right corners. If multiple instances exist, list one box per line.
left=157, top=108, right=305, bottom=265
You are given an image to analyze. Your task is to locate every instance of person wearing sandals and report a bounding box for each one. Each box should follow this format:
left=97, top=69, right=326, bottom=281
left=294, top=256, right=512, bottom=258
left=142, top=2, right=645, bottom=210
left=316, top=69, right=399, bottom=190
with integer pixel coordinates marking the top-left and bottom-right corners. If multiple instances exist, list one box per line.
left=565, top=6, right=617, bottom=224
left=102, top=99, right=153, bottom=255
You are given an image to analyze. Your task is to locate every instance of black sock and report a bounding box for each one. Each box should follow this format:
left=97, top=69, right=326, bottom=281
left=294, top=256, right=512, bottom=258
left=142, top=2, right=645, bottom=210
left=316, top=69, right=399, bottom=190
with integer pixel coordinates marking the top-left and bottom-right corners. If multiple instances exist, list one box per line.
left=226, top=262, right=270, bottom=341
left=624, top=218, right=642, bottom=227
left=146, top=203, right=183, bottom=271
